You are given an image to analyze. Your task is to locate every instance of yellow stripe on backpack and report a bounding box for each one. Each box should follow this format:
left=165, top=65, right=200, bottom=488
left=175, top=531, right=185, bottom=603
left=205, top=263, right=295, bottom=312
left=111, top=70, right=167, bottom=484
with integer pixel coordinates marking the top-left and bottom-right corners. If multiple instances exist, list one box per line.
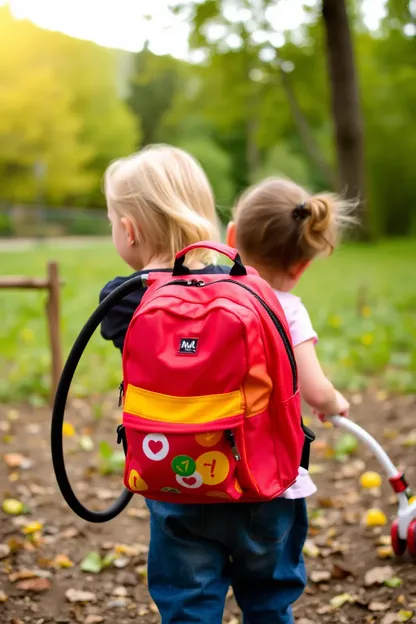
left=124, top=384, right=243, bottom=424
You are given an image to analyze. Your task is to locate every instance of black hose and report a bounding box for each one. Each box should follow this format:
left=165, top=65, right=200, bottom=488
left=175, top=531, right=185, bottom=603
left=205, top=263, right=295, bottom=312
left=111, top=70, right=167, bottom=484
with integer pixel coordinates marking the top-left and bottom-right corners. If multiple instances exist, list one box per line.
left=51, top=275, right=145, bottom=523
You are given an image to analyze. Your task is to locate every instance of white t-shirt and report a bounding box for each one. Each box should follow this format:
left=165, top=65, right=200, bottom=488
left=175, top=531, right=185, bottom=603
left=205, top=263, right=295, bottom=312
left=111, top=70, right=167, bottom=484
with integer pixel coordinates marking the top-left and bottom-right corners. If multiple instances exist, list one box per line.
left=275, top=290, right=318, bottom=499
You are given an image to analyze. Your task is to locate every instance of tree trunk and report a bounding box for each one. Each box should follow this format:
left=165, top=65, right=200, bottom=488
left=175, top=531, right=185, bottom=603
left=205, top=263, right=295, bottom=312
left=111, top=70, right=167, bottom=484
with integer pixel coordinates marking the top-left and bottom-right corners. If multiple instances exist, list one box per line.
left=322, top=0, right=370, bottom=238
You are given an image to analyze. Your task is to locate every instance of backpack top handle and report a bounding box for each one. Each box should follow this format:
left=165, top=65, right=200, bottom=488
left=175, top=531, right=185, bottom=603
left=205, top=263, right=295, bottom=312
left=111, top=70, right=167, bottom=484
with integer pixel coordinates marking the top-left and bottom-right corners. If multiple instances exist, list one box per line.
left=172, top=241, right=247, bottom=277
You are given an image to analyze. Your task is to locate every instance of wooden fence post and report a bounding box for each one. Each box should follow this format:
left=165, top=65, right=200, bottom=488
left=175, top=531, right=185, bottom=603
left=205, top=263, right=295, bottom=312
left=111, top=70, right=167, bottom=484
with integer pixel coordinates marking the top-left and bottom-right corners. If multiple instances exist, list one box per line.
left=46, top=262, right=62, bottom=403
left=0, top=263, right=64, bottom=404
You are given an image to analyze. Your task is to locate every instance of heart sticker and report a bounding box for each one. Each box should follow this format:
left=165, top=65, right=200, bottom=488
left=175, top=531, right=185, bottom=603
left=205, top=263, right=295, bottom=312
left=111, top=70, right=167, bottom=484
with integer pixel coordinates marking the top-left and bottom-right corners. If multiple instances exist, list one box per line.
left=143, top=433, right=169, bottom=461
left=176, top=471, right=203, bottom=489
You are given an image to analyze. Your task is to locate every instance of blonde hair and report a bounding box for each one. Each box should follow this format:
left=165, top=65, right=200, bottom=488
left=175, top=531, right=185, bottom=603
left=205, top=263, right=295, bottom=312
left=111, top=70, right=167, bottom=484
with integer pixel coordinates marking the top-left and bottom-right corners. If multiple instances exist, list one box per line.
left=234, top=177, right=356, bottom=271
left=104, top=144, right=220, bottom=265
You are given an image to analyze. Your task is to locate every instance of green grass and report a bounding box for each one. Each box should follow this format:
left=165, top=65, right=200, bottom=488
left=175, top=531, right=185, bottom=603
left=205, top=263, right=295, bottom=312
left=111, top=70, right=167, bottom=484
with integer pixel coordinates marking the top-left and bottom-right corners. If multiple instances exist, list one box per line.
left=0, top=238, right=415, bottom=403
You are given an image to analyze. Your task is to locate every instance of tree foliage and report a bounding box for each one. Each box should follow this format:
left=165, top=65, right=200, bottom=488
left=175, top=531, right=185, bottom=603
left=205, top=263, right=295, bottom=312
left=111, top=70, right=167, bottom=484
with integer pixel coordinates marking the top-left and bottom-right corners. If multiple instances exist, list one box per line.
left=0, top=6, right=139, bottom=206
left=0, top=2, right=415, bottom=235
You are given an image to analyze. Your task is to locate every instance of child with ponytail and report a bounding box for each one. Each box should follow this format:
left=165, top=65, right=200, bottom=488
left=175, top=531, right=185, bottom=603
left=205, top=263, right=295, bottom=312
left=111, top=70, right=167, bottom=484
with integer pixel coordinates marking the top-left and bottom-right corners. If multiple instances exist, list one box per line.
left=228, top=177, right=354, bottom=502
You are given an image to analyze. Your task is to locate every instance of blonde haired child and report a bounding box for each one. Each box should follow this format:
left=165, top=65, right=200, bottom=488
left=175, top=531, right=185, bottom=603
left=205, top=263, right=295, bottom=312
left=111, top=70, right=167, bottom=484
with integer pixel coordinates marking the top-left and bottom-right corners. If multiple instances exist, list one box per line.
left=100, top=144, right=228, bottom=351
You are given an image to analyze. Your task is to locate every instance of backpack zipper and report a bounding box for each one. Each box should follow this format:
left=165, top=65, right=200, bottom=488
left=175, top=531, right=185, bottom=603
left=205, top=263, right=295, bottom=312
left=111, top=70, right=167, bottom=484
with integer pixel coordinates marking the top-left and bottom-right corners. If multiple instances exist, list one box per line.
left=157, top=278, right=297, bottom=394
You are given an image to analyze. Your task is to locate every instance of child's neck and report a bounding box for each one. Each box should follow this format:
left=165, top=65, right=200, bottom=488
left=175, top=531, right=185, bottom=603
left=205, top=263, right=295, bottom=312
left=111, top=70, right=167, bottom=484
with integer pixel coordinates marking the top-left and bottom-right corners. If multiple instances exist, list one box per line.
left=255, top=267, right=294, bottom=292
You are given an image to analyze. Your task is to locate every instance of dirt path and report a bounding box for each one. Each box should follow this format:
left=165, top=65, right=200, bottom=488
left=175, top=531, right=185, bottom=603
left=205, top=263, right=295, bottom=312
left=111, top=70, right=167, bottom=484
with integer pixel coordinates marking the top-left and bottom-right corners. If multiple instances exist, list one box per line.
left=1, top=393, right=415, bottom=623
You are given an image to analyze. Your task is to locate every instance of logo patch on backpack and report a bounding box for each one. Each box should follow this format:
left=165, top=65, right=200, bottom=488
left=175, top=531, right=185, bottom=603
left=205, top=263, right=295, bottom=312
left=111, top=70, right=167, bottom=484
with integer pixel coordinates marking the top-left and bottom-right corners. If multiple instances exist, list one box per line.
left=178, top=338, right=199, bottom=355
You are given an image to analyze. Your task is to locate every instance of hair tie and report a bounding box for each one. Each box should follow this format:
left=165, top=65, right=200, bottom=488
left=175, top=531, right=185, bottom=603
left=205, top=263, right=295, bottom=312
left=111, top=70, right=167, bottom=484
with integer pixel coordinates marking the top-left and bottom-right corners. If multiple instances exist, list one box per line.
left=292, top=203, right=311, bottom=221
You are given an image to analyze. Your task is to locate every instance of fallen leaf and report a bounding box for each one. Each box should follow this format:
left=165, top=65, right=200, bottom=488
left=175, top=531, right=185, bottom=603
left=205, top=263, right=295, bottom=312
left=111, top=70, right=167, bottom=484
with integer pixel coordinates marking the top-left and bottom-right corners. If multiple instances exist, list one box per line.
left=22, top=521, right=43, bottom=535
left=61, top=526, right=79, bottom=539
left=365, top=566, right=395, bottom=586
left=317, top=497, right=335, bottom=508
left=377, top=545, right=394, bottom=559
left=310, top=570, right=331, bottom=583
left=331, top=562, right=354, bottom=579
left=369, top=602, right=391, bottom=612
left=0, top=590, right=8, bottom=603
left=9, top=569, right=39, bottom=582
left=78, top=435, right=94, bottom=451
left=107, top=599, right=128, bottom=608
left=62, top=422, right=76, bottom=437
left=85, top=616, right=104, bottom=624
left=0, top=543, right=11, bottom=559
left=80, top=551, right=103, bottom=574
left=384, top=577, right=403, bottom=589
left=381, top=614, right=400, bottom=624
left=2, top=498, right=24, bottom=515
left=383, top=428, right=399, bottom=440
left=376, top=535, right=392, bottom=546
left=54, top=554, right=74, bottom=569
left=397, top=595, right=407, bottom=607
left=65, top=588, right=97, bottom=603
left=3, top=453, right=27, bottom=468
left=330, top=593, right=356, bottom=608
left=317, top=605, right=332, bottom=615
left=401, top=433, right=416, bottom=447
left=16, top=578, right=51, bottom=592
left=398, top=611, right=413, bottom=622
left=335, top=434, right=358, bottom=459
left=136, top=564, right=147, bottom=581
left=302, top=539, right=320, bottom=558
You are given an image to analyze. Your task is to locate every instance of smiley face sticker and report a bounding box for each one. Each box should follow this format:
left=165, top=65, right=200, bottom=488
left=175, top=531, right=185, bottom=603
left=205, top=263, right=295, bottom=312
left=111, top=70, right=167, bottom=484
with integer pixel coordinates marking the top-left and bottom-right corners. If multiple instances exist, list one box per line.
left=196, top=451, right=229, bottom=486
left=143, top=433, right=169, bottom=461
left=176, top=471, right=203, bottom=489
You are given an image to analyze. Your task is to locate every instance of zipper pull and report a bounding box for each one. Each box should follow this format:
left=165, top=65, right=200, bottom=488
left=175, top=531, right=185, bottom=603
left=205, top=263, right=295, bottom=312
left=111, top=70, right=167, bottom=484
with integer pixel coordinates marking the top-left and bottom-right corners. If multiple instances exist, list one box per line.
left=225, top=430, right=241, bottom=461
left=118, top=381, right=124, bottom=407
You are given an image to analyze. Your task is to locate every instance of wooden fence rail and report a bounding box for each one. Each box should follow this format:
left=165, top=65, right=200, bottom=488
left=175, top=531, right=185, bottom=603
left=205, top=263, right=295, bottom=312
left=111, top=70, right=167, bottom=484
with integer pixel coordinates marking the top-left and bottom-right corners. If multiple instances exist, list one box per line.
left=0, top=262, right=63, bottom=403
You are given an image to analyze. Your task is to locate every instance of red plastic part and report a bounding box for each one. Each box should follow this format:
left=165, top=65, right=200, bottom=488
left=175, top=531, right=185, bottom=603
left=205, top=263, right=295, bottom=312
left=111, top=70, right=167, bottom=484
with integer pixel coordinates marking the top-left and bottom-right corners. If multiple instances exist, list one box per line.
left=391, top=519, right=407, bottom=556
left=407, top=519, right=416, bottom=557
left=389, top=473, right=408, bottom=494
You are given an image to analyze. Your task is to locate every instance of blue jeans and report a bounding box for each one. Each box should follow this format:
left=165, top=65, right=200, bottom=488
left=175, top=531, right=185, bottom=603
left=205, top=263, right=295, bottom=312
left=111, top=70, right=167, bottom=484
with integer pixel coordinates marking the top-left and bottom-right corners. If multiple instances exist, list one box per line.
left=146, top=497, right=308, bottom=623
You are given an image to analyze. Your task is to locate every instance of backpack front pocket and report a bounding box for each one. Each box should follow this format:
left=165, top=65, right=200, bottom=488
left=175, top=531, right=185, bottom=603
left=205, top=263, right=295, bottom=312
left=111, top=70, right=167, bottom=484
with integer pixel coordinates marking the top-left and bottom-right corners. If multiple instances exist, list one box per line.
left=122, top=385, right=247, bottom=503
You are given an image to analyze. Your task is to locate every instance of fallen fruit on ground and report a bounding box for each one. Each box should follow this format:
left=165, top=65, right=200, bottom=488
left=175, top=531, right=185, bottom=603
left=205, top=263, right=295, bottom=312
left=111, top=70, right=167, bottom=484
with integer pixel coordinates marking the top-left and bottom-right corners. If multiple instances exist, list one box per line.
left=2, top=498, right=24, bottom=515
left=360, top=471, right=382, bottom=488
left=364, top=508, right=387, bottom=526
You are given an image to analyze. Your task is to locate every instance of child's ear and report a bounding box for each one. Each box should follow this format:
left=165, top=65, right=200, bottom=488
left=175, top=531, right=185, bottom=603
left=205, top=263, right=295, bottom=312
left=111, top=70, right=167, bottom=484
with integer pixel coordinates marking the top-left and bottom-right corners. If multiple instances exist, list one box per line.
left=121, top=217, right=136, bottom=246
left=226, top=221, right=236, bottom=248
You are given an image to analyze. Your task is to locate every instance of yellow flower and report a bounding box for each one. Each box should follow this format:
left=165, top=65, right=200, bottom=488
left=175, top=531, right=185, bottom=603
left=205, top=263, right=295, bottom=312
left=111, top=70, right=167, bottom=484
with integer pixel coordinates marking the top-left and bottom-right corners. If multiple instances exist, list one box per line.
left=361, top=333, right=374, bottom=346
left=361, top=305, right=372, bottom=318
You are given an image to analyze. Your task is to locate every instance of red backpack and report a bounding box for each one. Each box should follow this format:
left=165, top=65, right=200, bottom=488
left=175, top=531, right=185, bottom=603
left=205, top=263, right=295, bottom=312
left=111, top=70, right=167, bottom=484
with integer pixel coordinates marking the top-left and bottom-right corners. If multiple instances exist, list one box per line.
left=118, top=242, right=313, bottom=503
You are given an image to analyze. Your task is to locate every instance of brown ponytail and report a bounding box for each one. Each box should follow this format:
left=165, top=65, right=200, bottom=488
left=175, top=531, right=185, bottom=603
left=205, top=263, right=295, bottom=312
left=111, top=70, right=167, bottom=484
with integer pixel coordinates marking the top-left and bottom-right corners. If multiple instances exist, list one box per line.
left=301, top=194, right=336, bottom=255
left=234, top=178, right=357, bottom=271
